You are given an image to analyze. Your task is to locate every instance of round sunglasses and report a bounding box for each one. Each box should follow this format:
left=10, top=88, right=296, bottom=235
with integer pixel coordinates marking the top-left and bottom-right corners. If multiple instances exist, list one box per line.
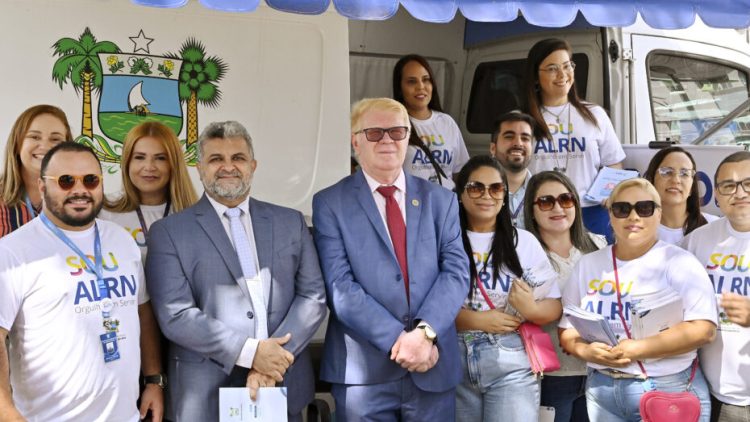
left=610, top=200, right=659, bottom=219
left=533, top=192, right=576, bottom=211
left=464, top=181, right=505, bottom=200
left=43, top=174, right=101, bottom=190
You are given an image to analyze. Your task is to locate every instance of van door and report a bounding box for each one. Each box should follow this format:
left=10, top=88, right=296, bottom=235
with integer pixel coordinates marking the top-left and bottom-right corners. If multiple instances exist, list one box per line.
left=630, top=34, right=750, bottom=146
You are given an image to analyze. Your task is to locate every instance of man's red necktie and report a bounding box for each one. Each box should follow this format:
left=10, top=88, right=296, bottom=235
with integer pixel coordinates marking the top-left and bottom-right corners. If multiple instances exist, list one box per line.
left=376, top=186, right=409, bottom=303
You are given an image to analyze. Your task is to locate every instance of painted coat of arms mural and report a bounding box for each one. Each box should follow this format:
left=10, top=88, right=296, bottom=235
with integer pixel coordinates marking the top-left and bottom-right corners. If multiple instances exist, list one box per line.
left=51, top=27, right=227, bottom=169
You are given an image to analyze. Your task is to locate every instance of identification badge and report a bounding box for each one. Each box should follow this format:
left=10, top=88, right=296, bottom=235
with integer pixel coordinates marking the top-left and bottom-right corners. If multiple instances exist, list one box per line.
left=641, top=378, right=655, bottom=392
left=100, top=331, right=121, bottom=363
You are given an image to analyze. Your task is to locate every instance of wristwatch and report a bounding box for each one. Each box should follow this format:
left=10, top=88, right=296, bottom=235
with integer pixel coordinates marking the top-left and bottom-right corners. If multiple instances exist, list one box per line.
left=416, top=322, right=437, bottom=344
left=143, top=373, right=168, bottom=389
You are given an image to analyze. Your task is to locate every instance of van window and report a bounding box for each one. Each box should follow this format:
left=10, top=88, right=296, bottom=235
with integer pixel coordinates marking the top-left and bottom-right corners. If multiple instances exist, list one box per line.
left=648, top=53, right=750, bottom=146
left=466, top=53, right=589, bottom=133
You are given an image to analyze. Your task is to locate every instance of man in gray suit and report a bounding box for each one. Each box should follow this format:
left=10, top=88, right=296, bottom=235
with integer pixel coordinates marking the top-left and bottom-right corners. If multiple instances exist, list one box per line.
left=146, top=121, right=326, bottom=422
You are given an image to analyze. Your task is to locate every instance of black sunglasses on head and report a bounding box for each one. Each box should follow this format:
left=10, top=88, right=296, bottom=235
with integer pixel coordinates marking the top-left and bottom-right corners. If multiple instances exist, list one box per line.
left=610, top=200, right=659, bottom=219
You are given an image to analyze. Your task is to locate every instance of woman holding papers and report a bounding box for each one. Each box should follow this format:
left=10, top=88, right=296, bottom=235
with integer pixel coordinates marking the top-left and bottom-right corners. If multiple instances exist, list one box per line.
left=454, top=156, right=562, bottom=422
left=558, top=178, right=717, bottom=421
left=524, top=171, right=606, bottom=422
left=643, top=146, right=718, bottom=244
left=523, top=38, right=626, bottom=241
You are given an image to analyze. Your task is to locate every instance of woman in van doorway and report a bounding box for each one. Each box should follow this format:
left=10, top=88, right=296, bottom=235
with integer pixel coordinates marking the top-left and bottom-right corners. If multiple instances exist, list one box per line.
left=0, top=105, right=73, bottom=237
left=393, top=54, right=469, bottom=190
left=524, top=38, right=626, bottom=243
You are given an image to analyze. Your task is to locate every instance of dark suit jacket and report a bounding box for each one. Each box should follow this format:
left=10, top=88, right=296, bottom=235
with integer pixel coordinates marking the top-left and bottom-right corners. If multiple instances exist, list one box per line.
left=312, top=171, right=469, bottom=392
left=146, top=195, right=326, bottom=421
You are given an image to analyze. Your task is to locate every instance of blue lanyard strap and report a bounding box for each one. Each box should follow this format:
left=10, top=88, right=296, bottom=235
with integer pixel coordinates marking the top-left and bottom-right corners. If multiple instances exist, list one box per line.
left=24, top=195, right=37, bottom=218
left=39, top=213, right=111, bottom=318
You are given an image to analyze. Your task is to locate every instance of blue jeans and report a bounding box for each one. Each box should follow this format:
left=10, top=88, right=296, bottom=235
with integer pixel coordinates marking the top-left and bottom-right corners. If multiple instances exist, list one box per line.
left=542, top=375, right=589, bottom=422
left=456, top=332, right=540, bottom=421
left=582, top=205, right=613, bottom=244
left=586, top=366, right=711, bottom=422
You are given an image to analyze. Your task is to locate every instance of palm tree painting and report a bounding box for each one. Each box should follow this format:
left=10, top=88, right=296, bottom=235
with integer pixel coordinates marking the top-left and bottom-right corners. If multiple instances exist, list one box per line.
left=52, top=27, right=120, bottom=138
left=171, top=38, right=227, bottom=147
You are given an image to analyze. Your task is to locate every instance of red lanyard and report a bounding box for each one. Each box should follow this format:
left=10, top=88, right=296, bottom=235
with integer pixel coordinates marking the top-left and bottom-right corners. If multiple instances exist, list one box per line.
left=611, top=246, right=697, bottom=382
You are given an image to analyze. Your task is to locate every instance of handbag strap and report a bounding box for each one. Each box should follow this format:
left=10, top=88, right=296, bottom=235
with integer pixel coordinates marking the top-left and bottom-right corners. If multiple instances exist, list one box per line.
left=611, top=246, right=698, bottom=386
left=476, top=275, right=496, bottom=310
left=408, top=128, right=447, bottom=185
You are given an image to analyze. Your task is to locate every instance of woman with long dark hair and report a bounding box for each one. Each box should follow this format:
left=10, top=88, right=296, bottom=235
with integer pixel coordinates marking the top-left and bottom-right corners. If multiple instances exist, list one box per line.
left=393, top=54, right=469, bottom=190
left=523, top=38, right=626, bottom=241
left=454, top=155, right=561, bottom=421
left=643, top=146, right=717, bottom=244
left=524, top=171, right=606, bottom=422
left=0, top=105, right=72, bottom=236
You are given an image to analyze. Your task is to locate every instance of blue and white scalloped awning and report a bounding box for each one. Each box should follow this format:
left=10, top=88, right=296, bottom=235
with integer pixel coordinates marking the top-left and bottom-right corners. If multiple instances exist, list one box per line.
left=131, top=0, right=750, bottom=29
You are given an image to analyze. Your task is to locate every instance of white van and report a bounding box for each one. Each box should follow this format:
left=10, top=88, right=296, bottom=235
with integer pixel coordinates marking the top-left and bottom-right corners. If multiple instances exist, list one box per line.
left=350, top=10, right=749, bottom=211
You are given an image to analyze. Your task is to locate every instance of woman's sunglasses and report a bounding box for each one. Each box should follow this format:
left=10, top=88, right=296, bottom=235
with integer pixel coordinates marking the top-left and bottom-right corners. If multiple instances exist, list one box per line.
left=533, top=193, right=576, bottom=211
left=43, top=174, right=101, bottom=190
left=610, top=200, right=659, bottom=219
left=464, top=181, right=505, bottom=200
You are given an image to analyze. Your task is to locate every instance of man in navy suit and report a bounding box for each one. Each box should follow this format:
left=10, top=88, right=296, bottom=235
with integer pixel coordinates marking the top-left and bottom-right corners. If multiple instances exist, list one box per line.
left=313, top=98, right=469, bottom=421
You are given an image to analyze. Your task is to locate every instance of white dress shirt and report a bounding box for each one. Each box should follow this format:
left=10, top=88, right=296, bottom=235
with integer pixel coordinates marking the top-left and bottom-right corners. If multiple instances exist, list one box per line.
left=362, top=169, right=407, bottom=242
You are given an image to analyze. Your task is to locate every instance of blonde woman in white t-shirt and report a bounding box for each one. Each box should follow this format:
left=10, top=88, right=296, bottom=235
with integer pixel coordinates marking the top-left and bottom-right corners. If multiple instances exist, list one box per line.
left=643, top=146, right=718, bottom=244
left=523, top=171, right=606, bottom=422
left=559, top=178, right=717, bottom=421
left=99, top=121, right=198, bottom=420
left=454, top=155, right=562, bottom=421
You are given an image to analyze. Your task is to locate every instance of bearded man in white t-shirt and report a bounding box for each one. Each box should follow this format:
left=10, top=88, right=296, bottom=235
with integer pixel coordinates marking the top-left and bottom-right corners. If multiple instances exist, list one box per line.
left=682, top=150, right=750, bottom=422
left=0, top=142, right=163, bottom=421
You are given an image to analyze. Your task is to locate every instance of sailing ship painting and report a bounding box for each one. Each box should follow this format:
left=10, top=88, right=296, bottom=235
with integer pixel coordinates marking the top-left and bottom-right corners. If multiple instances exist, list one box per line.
left=97, top=52, right=183, bottom=143
left=129, top=81, right=151, bottom=115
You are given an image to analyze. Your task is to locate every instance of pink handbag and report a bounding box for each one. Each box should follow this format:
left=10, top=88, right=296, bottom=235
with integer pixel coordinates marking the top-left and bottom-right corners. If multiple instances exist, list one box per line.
left=518, top=322, right=561, bottom=376
left=612, top=247, right=701, bottom=422
left=639, top=389, right=701, bottom=422
left=475, top=276, right=561, bottom=376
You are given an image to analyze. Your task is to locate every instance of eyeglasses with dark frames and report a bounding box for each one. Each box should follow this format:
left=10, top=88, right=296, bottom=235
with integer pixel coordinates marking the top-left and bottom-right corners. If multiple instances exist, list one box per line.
left=533, top=192, right=576, bottom=211
left=464, top=181, right=505, bottom=200
left=43, top=174, right=101, bottom=191
left=716, top=177, right=750, bottom=196
left=610, top=200, right=660, bottom=219
left=354, top=126, right=409, bottom=142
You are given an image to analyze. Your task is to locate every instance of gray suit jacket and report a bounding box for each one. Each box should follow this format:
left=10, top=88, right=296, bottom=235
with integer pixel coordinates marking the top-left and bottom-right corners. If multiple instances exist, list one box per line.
left=146, top=194, right=326, bottom=421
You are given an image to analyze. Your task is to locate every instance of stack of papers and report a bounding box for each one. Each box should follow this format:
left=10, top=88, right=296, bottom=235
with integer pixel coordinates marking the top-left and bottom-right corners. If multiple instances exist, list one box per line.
left=584, top=167, right=639, bottom=202
left=630, top=289, right=683, bottom=340
left=504, top=266, right=554, bottom=317
left=563, top=305, right=619, bottom=346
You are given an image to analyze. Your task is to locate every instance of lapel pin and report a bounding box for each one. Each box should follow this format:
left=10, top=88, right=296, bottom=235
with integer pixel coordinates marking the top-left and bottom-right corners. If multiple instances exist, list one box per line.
left=412, top=199, right=420, bottom=207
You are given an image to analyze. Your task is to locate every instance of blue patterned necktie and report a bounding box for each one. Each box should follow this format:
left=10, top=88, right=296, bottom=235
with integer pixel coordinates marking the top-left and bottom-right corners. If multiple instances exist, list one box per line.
left=225, top=207, right=258, bottom=278
left=224, top=207, right=267, bottom=340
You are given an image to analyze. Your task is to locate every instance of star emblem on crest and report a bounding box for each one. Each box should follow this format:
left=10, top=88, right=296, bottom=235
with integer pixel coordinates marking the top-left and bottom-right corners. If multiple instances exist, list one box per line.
left=129, top=30, right=154, bottom=54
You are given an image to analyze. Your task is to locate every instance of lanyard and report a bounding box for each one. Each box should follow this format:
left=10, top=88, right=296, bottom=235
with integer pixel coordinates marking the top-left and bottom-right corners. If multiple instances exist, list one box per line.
left=40, top=213, right=112, bottom=318
left=24, top=195, right=38, bottom=218
left=511, top=200, right=524, bottom=221
left=135, top=200, right=170, bottom=239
